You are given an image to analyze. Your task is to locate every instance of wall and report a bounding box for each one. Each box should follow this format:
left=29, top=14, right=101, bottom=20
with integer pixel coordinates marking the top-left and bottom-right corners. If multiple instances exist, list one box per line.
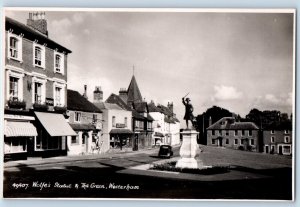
left=207, top=129, right=259, bottom=152
left=263, top=130, right=292, bottom=154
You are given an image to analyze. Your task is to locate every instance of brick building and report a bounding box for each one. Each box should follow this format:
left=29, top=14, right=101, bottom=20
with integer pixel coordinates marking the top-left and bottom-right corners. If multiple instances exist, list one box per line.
left=207, top=117, right=260, bottom=152
left=263, top=121, right=292, bottom=155
left=4, top=13, right=76, bottom=160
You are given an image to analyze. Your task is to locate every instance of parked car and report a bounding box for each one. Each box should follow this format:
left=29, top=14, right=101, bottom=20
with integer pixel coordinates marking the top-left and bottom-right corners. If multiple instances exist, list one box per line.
left=158, top=145, right=173, bottom=158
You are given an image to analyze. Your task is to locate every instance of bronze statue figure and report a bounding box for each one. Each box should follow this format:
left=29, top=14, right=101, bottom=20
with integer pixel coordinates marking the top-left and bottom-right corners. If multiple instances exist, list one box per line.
left=182, top=97, right=195, bottom=129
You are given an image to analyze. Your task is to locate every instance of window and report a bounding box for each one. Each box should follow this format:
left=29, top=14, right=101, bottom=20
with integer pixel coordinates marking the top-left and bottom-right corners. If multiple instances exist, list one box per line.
left=212, top=130, right=215, bottom=136
left=10, top=37, right=18, bottom=58
left=54, top=52, right=65, bottom=74
left=71, top=135, right=79, bottom=144
left=284, top=136, right=290, bottom=143
left=212, top=139, right=216, bottom=145
left=219, top=130, right=222, bottom=136
left=284, top=130, right=289, bottom=134
left=33, top=43, right=45, bottom=68
left=55, top=87, right=62, bottom=106
left=249, top=130, right=252, bottom=136
left=234, top=139, right=238, bottom=145
left=240, top=139, right=244, bottom=145
left=271, top=130, right=275, bottom=134
left=34, top=82, right=42, bottom=103
left=75, top=112, right=81, bottom=122
left=242, top=130, right=245, bottom=136
left=250, top=139, right=254, bottom=146
left=271, top=136, right=275, bottom=143
left=4, top=137, right=27, bottom=153
left=112, top=116, right=116, bottom=127
left=283, top=146, right=291, bottom=154
left=93, top=114, right=97, bottom=123
left=225, top=139, right=229, bottom=144
left=7, top=33, right=22, bottom=61
left=225, top=130, right=229, bottom=136
left=234, top=130, right=238, bottom=136
left=9, top=76, right=19, bottom=101
left=124, top=117, right=127, bottom=127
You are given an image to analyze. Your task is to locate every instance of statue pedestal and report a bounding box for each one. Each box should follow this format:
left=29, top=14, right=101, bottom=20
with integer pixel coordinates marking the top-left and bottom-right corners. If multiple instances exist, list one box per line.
left=176, top=129, right=200, bottom=169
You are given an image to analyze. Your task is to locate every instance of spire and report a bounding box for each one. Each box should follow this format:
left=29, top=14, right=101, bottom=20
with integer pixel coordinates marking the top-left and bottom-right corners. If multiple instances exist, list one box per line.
left=127, top=75, right=143, bottom=104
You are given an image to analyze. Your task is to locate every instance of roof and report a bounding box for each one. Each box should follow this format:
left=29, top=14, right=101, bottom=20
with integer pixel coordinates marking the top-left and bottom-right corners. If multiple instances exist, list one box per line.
left=134, top=102, right=147, bottom=113
left=148, top=102, right=161, bottom=113
left=110, top=129, right=133, bottom=134
left=164, top=117, right=176, bottom=124
left=70, top=123, right=96, bottom=131
left=132, top=110, right=145, bottom=120
left=67, top=90, right=102, bottom=113
left=94, top=102, right=124, bottom=110
left=207, top=117, right=259, bottom=130
left=6, top=17, right=71, bottom=54
left=157, top=104, right=172, bottom=116
left=106, top=93, right=131, bottom=110
left=264, top=121, right=292, bottom=131
left=127, top=75, right=143, bottom=103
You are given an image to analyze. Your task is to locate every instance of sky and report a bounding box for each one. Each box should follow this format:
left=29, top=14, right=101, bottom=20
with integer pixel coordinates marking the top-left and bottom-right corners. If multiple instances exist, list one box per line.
left=5, top=9, right=294, bottom=124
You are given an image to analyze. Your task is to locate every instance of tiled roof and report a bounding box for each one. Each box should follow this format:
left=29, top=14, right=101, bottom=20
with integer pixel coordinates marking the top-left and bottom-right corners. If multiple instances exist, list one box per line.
left=6, top=17, right=71, bottom=54
left=106, top=93, right=131, bottom=110
left=157, top=104, right=172, bottom=116
left=207, top=117, right=259, bottom=130
left=94, top=102, right=123, bottom=110
left=127, top=75, right=143, bottom=103
left=134, top=102, right=147, bottom=113
left=148, top=102, right=161, bottom=113
left=67, top=90, right=102, bottom=113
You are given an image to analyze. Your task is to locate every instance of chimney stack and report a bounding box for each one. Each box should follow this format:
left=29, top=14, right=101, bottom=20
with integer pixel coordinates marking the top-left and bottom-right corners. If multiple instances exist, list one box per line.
left=209, top=116, right=212, bottom=126
left=93, top=86, right=103, bottom=103
left=119, top=88, right=128, bottom=103
left=83, top=85, right=88, bottom=99
left=27, top=12, right=48, bottom=36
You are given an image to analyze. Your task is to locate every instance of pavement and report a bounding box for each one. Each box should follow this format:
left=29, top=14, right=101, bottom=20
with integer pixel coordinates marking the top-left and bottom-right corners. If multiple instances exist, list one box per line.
left=4, top=144, right=292, bottom=183
left=4, top=145, right=165, bottom=168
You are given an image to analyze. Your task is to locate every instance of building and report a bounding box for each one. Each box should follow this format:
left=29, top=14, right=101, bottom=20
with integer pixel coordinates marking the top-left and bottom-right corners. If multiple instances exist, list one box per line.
left=66, top=89, right=103, bottom=155
left=4, top=13, right=76, bottom=160
left=263, top=121, right=292, bottom=155
left=207, top=117, right=260, bottom=152
left=93, top=88, right=133, bottom=153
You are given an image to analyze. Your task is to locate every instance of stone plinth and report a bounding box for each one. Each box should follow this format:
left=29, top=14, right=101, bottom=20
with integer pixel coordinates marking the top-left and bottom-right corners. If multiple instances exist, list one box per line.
left=176, top=129, right=200, bottom=169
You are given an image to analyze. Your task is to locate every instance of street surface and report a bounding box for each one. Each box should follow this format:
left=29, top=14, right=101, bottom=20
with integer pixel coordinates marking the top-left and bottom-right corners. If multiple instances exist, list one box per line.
left=3, top=146, right=292, bottom=199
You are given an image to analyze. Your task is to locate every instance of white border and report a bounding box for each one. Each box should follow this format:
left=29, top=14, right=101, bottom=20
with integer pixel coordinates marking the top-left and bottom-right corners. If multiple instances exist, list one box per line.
left=1, top=7, right=296, bottom=202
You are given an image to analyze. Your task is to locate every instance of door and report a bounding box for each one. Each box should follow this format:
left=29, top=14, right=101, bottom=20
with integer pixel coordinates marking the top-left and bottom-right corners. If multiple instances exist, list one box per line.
left=278, top=146, right=283, bottom=155
left=27, top=136, right=35, bottom=156
left=265, top=145, right=269, bottom=153
left=82, top=132, right=89, bottom=153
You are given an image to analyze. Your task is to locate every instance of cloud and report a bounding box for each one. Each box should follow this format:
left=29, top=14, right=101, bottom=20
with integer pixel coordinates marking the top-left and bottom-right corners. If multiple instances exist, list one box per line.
left=211, top=85, right=243, bottom=101
left=83, top=29, right=90, bottom=35
left=252, top=92, right=293, bottom=113
left=51, top=18, right=72, bottom=29
left=72, top=13, right=84, bottom=24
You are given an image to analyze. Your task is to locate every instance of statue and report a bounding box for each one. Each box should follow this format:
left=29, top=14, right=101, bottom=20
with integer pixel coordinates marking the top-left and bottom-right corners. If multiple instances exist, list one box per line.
left=182, top=96, right=195, bottom=129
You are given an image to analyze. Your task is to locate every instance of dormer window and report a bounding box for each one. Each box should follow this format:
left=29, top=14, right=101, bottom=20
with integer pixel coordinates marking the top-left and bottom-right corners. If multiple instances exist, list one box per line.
left=33, top=43, right=45, bottom=68
left=7, top=33, right=23, bottom=62
left=54, top=51, right=64, bottom=74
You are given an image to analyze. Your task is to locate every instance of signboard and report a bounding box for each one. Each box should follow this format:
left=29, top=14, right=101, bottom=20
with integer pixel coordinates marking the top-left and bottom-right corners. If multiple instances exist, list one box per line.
left=45, top=98, right=54, bottom=106
left=116, top=123, right=125, bottom=128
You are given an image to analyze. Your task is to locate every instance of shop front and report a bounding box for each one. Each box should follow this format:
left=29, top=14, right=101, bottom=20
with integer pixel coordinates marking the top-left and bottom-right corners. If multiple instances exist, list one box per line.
left=109, top=129, right=133, bottom=151
left=4, top=119, right=38, bottom=161
left=33, top=112, right=77, bottom=158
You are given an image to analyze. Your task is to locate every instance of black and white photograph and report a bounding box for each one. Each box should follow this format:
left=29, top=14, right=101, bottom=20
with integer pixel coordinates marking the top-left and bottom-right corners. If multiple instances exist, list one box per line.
left=2, top=8, right=295, bottom=200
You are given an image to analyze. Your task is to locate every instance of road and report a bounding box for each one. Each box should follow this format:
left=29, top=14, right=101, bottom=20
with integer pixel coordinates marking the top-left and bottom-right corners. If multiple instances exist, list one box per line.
left=3, top=146, right=293, bottom=200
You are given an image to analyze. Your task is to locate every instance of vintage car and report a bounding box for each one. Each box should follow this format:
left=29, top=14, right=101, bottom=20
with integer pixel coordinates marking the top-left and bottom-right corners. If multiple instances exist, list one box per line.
left=158, top=145, right=174, bottom=158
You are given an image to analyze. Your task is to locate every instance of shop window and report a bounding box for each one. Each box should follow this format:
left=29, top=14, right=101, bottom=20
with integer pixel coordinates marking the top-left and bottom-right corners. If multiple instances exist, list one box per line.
left=4, top=137, right=27, bottom=153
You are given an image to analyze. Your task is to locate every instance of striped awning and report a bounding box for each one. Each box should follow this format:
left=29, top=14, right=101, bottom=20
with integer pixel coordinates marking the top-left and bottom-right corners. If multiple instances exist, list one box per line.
left=5, top=121, right=38, bottom=137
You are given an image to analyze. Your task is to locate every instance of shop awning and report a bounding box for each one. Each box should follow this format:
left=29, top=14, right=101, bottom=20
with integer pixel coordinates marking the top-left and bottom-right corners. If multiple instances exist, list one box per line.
left=70, top=123, right=96, bottom=131
left=35, top=112, right=77, bottom=136
left=5, top=121, right=38, bottom=137
left=110, top=129, right=133, bottom=134
left=154, top=132, right=164, bottom=137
